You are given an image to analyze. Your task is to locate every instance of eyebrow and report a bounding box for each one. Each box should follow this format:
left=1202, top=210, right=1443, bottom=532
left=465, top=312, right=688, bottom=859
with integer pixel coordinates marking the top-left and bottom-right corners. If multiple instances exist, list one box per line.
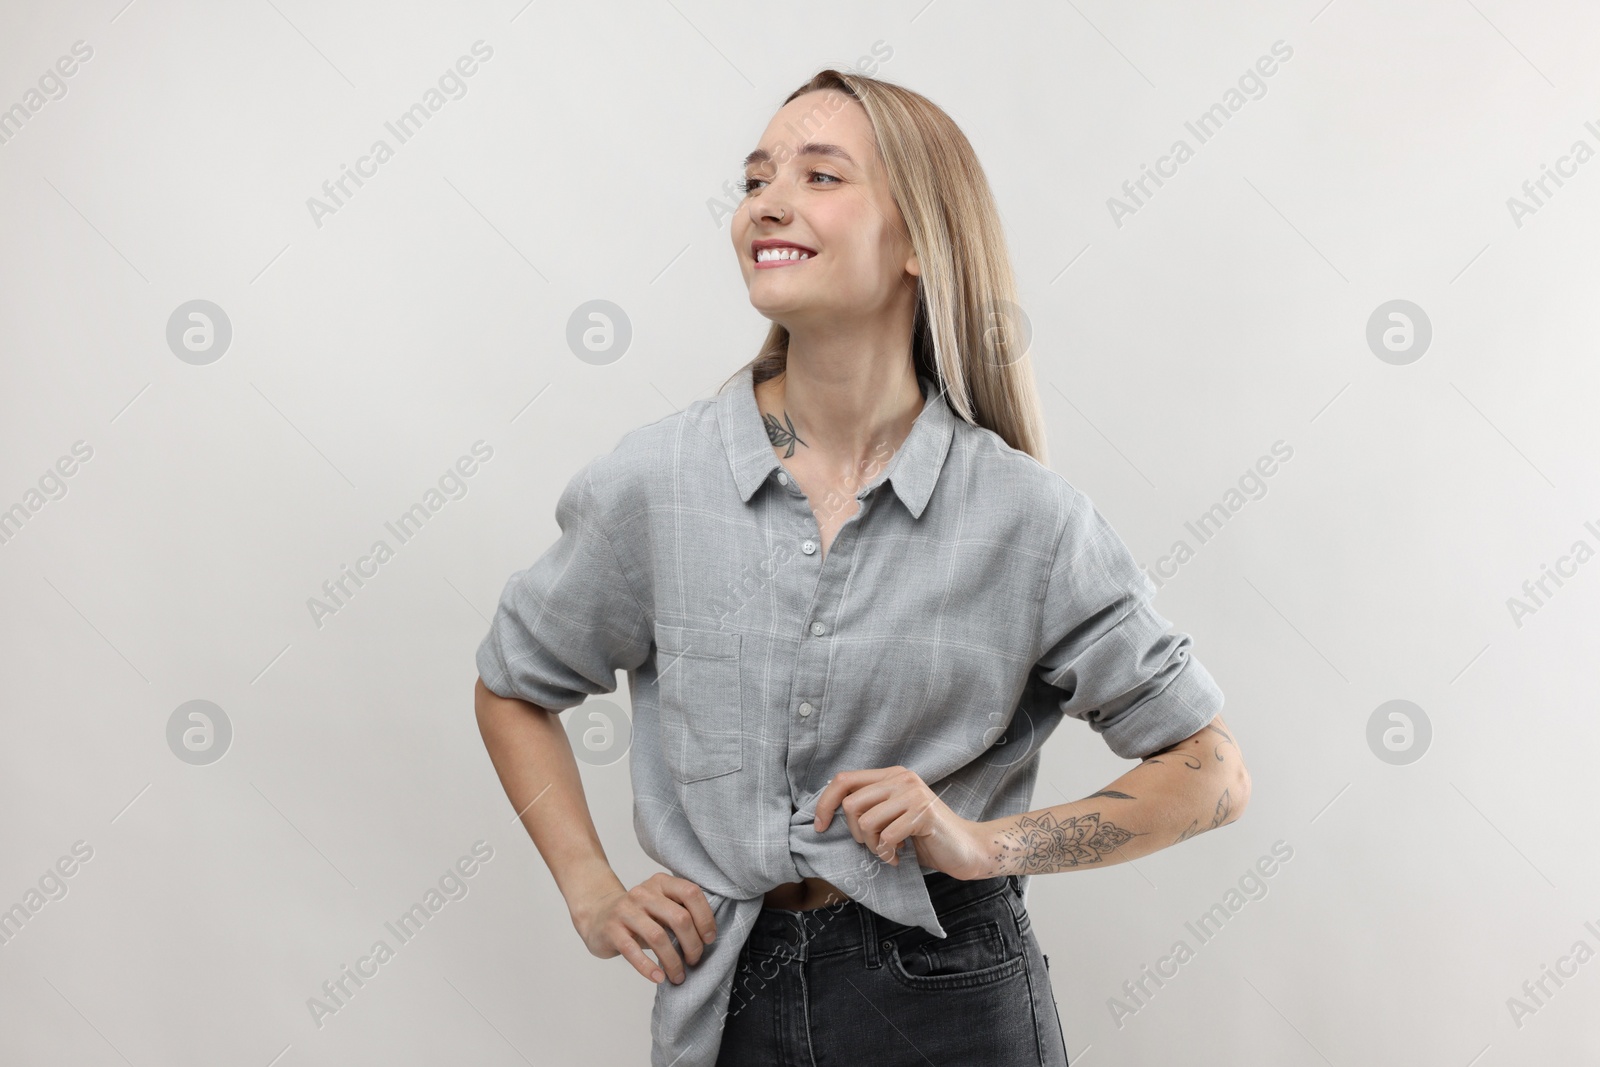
left=743, top=142, right=857, bottom=169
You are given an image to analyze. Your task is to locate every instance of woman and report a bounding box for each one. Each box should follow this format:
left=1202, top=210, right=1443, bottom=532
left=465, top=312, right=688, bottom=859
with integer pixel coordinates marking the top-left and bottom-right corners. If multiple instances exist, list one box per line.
left=474, top=68, right=1249, bottom=1067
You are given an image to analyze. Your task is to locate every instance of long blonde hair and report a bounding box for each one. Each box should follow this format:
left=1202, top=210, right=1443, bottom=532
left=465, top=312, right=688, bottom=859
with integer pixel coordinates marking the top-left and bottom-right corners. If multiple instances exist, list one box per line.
left=720, top=68, right=1047, bottom=463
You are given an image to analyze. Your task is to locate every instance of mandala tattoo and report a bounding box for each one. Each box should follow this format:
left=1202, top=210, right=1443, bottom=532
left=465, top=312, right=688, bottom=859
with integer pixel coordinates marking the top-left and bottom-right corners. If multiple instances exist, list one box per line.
left=763, top=410, right=807, bottom=457
left=992, top=811, right=1141, bottom=876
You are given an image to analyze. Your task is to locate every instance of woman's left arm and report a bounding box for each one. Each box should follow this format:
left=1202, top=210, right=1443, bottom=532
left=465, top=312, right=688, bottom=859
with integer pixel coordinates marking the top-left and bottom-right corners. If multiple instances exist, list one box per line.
left=977, top=714, right=1249, bottom=878
left=812, top=714, right=1249, bottom=880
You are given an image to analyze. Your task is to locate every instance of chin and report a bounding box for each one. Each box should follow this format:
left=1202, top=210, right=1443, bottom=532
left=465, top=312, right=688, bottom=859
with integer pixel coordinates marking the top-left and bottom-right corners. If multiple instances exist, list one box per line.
left=749, top=305, right=801, bottom=328
left=746, top=290, right=809, bottom=320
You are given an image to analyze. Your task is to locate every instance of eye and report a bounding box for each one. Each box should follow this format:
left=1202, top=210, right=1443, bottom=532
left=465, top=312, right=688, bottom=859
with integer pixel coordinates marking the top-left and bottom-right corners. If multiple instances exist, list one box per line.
left=738, top=169, right=841, bottom=196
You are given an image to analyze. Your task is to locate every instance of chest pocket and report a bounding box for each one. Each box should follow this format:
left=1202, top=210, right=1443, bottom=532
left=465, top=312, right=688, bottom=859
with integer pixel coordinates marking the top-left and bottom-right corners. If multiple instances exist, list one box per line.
left=654, top=624, right=744, bottom=783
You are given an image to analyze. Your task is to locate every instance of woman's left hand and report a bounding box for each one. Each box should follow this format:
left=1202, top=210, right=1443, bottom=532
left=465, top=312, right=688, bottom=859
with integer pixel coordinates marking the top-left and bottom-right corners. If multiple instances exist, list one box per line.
left=813, top=767, right=994, bottom=881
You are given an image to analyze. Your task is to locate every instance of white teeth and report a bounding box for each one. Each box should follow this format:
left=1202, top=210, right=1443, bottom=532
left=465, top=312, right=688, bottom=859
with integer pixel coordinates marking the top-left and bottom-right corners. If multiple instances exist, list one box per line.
left=756, top=247, right=812, bottom=262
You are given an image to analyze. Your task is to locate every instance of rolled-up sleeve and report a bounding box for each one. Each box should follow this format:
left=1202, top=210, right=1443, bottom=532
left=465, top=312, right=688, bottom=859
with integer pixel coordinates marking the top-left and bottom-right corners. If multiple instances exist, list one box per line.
left=476, top=460, right=652, bottom=711
left=1033, top=488, right=1224, bottom=760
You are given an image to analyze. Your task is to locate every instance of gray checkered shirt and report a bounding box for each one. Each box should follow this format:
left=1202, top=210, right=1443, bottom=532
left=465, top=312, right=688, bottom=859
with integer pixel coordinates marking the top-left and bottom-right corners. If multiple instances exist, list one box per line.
left=476, top=363, right=1225, bottom=1066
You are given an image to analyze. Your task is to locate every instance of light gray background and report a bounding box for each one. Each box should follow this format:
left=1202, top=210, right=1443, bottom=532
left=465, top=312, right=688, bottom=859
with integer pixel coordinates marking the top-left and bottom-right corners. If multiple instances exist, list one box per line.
left=3, top=0, right=1597, bottom=1063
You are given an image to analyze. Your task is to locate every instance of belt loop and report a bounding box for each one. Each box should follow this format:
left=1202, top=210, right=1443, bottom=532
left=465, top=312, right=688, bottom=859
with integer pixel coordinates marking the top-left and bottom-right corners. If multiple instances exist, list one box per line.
left=1008, top=874, right=1022, bottom=896
left=860, top=903, right=881, bottom=968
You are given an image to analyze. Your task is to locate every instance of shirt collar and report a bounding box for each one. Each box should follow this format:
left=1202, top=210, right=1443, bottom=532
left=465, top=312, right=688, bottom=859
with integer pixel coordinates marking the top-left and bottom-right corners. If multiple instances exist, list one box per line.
left=720, top=362, right=957, bottom=519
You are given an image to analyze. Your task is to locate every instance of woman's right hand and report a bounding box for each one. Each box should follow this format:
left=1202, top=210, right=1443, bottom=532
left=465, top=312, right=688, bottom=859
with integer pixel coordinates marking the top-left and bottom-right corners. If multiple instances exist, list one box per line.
left=572, top=872, right=719, bottom=986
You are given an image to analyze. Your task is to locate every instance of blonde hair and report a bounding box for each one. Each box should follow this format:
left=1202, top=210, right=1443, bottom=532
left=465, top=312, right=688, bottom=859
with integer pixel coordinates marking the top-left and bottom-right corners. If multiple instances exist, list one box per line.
left=721, top=68, right=1047, bottom=463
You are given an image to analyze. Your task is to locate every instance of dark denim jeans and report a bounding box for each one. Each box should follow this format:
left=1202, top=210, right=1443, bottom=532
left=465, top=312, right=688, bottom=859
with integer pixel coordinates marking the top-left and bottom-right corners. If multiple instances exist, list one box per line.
left=715, top=871, right=1070, bottom=1065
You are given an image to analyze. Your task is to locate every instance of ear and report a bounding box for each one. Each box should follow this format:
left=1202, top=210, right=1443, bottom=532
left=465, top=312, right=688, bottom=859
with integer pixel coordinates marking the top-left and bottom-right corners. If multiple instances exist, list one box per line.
left=904, top=247, right=921, bottom=279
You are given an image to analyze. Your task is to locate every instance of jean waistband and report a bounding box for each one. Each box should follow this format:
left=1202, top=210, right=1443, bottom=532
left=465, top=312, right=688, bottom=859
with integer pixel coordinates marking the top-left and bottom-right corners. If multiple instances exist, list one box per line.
left=743, top=871, right=1021, bottom=959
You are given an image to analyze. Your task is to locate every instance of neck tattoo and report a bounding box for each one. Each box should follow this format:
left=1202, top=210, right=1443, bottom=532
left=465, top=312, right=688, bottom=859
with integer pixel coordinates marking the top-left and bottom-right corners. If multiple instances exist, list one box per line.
left=763, top=410, right=807, bottom=458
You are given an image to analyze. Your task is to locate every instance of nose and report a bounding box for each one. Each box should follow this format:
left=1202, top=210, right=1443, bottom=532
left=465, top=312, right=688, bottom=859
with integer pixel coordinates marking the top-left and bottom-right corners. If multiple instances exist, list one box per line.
left=750, top=188, right=790, bottom=226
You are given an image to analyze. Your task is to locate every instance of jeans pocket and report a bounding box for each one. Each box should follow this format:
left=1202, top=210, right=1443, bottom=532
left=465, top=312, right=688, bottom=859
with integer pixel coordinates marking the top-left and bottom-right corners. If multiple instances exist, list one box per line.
left=655, top=624, right=743, bottom=783
left=881, top=916, right=1027, bottom=991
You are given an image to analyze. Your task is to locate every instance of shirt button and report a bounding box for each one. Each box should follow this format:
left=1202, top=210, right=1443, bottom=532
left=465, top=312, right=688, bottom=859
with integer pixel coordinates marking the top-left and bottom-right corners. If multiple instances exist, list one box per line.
left=801, top=540, right=816, bottom=555
left=810, top=621, right=827, bottom=636
left=777, top=471, right=790, bottom=486
left=799, top=702, right=813, bottom=717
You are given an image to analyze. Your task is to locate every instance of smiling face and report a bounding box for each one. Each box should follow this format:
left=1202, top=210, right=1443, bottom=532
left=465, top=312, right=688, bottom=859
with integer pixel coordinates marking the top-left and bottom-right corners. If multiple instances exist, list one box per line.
left=731, top=90, right=920, bottom=334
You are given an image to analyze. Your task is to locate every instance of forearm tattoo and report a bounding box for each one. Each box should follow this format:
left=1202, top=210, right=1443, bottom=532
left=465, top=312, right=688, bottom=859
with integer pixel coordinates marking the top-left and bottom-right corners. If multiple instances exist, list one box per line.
left=991, top=810, right=1143, bottom=876
left=993, top=722, right=1245, bottom=872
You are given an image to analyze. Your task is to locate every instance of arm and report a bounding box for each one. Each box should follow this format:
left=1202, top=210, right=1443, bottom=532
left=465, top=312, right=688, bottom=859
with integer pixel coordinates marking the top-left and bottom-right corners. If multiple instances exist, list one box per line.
left=472, top=461, right=716, bottom=985
left=473, top=677, right=625, bottom=924
left=977, top=714, right=1250, bottom=877
left=473, top=677, right=719, bottom=986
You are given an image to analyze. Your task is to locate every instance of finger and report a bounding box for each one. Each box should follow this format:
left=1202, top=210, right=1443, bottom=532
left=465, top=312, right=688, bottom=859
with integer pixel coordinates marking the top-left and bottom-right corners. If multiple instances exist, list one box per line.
left=844, top=779, right=909, bottom=852
left=814, top=770, right=863, bottom=831
left=661, top=878, right=717, bottom=945
left=628, top=911, right=687, bottom=985
left=858, top=793, right=915, bottom=857
left=614, top=931, right=668, bottom=984
left=816, top=767, right=898, bottom=831
left=876, top=803, right=929, bottom=860
left=842, top=797, right=867, bottom=847
left=642, top=894, right=705, bottom=967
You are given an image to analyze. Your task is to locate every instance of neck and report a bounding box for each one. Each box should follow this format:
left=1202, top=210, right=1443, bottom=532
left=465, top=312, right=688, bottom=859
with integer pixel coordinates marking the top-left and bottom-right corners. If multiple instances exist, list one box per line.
left=758, top=326, right=925, bottom=480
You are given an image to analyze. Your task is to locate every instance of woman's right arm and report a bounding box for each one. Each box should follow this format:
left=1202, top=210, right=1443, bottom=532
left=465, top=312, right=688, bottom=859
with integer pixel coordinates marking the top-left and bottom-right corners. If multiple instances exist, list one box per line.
left=473, top=677, right=717, bottom=985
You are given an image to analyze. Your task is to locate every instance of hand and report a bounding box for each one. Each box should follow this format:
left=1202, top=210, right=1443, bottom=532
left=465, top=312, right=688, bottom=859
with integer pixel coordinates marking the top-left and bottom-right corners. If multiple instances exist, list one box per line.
left=571, top=872, right=718, bottom=987
left=813, top=766, right=994, bottom=881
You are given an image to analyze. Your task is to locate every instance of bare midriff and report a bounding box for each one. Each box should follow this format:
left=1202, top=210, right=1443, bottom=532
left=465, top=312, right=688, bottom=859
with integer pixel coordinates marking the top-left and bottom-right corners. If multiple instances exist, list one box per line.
left=763, top=876, right=850, bottom=911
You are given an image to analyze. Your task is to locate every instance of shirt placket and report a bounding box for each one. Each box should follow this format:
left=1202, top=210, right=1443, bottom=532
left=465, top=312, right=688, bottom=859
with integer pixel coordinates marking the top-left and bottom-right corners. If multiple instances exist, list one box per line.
left=773, top=467, right=877, bottom=807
